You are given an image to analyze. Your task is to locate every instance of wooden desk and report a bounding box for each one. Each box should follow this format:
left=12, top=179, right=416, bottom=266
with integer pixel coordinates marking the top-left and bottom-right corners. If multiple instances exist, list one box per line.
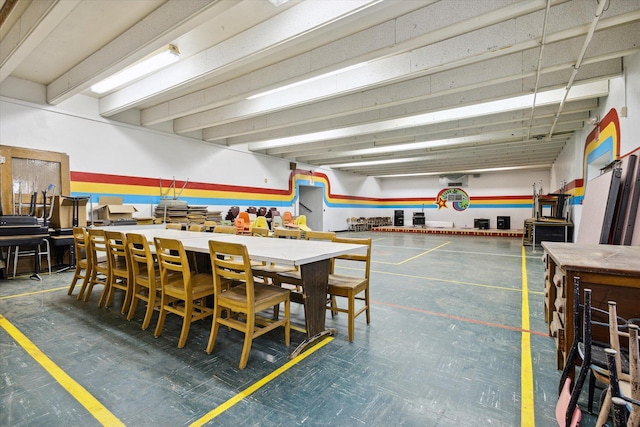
left=101, top=226, right=366, bottom=354
left=524, top=219, right=573, bottom=252
left=0, top=234, right=49, bottom=280
left=542, top=242, right=640, bottom=369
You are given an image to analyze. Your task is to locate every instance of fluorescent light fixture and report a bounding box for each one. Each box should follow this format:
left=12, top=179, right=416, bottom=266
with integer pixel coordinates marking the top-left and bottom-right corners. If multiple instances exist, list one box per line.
left=248, top=80, right=609, bottom=151
left=91, top=44, right=180, bottom=94
left=247, top=62, right=367, bottom=100
left=268, top=0, right=291, bottom=6
left=373, top=164, right=551, bottom=178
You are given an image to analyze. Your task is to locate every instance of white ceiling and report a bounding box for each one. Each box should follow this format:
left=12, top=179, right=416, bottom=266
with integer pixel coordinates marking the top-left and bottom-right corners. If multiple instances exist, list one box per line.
left=1, top=0, right=639, bottom=178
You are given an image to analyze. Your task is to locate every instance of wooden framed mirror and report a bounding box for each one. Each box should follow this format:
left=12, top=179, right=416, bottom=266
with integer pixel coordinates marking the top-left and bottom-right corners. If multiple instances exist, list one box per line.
left=0, top=146, right=70, bottom=216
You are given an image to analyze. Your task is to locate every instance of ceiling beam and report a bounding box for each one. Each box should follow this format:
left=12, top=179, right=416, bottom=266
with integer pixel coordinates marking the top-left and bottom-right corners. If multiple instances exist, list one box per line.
left=46, top=0, right=226, bottom=105
left=0, top=0, right=80, bottom=82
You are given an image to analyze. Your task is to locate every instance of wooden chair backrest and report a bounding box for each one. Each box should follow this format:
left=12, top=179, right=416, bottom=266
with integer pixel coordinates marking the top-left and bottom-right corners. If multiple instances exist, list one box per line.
left=127, top=233, right=155, bottom=286
left=305, top=230, right=335, bottom=241
left=214, top=225, right=238, bottom=234
left=165, top=223, right=182, bottom=230
left=208, top=240, right=255, bottom=304
left=104, top=230, right=129, bottom=275
left=332, top=236, right=371, bottom=278
left=73, top=226, right=90, bottom=265
left=88, top=228, right=109, bottom=271
left=154, top=237, right=191, bottom=297
left=188, top=224, right=204, bottom=232
left=251, top=227, right=269, bottom=237
left=608, top=301, right=639, bottom=383
left=273, top=228, right=301, bottom=239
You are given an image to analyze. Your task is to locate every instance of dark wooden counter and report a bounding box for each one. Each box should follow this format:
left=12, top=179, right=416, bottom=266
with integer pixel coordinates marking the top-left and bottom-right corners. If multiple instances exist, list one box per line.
left=542, top=242, right=640, bottom=369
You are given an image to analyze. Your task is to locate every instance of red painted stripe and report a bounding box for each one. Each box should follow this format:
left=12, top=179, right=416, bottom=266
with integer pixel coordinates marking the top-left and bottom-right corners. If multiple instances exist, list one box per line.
left=374, top=300, right=548, bottom=336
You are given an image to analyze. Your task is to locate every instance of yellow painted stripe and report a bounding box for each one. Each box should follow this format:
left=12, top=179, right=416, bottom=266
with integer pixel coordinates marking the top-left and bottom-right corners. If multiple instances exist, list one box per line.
left=520, top=245, right=535, bottom=426
left=0, top=314, right=125, bottom=426
left=190, top=337, right=334, bottom=427
left=397, top=241, right=451, bottom=265
left=0, top=286, right=68, bottom=300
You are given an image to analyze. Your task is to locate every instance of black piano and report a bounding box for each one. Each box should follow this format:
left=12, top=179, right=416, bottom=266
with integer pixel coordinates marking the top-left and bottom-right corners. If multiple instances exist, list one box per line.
left=0, top=215, right=50, bottom=280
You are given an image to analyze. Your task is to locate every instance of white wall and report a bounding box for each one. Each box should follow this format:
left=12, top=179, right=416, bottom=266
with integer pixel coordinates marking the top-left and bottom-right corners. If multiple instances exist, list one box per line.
left=380, top=170, right=549, bottom=230
left=3, top=52, right=638, bottom=233
left=551, top=51, right=640, bottom=238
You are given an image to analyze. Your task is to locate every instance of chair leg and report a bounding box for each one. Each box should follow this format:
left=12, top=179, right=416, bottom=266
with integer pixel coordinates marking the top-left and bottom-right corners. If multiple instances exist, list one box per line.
left=12, top=245, right=19, bottom=277
left=364, top=287, right=370, bottom=325
left=588, top=369, right=596, bottom=414
left=178, top=316, right=191, bottom=349
left=98, top=281, right=110, bottom=307
left=177, top=301, right=192, bottom=348
left=284, top=299, right=290, bottom=346
left=83, top=273, right=98, bottom=302
left=140, top=295, right=155, bottom=330
left=239, top=316, right=255, bottom=369
left=566, top=362, right=591, bottom=426
left=76, top=271, right=91, bottom=301
left=127, top=289, right=139, bottom=321
left=206, top=305, right=222, bottom=354
left=348, top=291, right=355, bottom=342
left=597, top=387, right=612, bottom=426
left=154, top=305, right=168, bottom=338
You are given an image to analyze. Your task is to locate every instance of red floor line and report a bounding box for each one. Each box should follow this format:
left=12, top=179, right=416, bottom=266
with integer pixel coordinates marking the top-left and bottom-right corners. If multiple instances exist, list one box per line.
left=372, top=300, right=548, bottom=337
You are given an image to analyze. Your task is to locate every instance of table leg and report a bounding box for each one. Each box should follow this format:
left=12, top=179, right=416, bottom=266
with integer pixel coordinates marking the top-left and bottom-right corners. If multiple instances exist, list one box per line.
left=30, top=240, right=42, bottom=281
left=290, top=258, right=334, bottom=358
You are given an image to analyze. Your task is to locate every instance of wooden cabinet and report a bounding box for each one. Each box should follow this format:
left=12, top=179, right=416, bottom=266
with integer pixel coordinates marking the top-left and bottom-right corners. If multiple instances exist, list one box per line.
left=542, top=242, right=640, bottom=370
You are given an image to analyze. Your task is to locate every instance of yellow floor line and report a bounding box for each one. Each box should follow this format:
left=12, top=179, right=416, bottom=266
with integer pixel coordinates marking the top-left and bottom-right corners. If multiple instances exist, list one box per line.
left=0, top=313, right=125, bottom=426
left=520, top=245, right=535, bottom=426
left=190, top=337, right=334, bottom=426
left=374, top=241, right=451, bottom=265
left=0, top=286, right=68, bottom=300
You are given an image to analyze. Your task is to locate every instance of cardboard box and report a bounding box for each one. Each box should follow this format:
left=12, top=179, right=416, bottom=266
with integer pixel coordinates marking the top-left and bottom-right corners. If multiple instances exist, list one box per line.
left=93, top=196, right=138, bottom=221
left=50, top=196, right=88, bottom=229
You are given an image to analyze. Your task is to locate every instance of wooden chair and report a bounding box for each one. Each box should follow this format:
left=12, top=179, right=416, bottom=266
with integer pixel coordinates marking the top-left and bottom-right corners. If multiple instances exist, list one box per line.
left=83, top=228, right=111, bottom=305
left=273, top=227, right=301, bottom=240
left=165, top=223, right=182, bottom=230
left=597, top=303, right=640, bottom=426
left=601, top=323, right=640, bottom=427
left=251, top=227, right=270, bottom=237
left=103, top=230, right=133, bottom=313
left=153, top=237, right=215, bottom=348
left=204, top=220, right=217, bottom=232
left=188, top=224, right=204, bottom=232
left=67, top=227, right=91, bottom=299
left=253, top=227, right=303, bottom=284
left=213, top=225, right=238, bottom=234
left=207, top=240, right=290, bottom=369
left=326, top=236, right=372, bottom=342
left=559, top=278, right=630, bottom=416
left=271, top=231, right=336, bottom=317
left=126, top=233, right=161, bottom=330
left=556, top=378, right=582, bottom=427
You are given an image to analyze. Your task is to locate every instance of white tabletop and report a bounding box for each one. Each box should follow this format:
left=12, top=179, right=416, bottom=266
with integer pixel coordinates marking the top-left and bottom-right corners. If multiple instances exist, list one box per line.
left=98, top=226, right=365, bottom=266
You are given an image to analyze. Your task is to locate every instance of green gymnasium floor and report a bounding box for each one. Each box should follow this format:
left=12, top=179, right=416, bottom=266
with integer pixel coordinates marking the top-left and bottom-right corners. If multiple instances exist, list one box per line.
left=1, top=232, right=603, bottom=426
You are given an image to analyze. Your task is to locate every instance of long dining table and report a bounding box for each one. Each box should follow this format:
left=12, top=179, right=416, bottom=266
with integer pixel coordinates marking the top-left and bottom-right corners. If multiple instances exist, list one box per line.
left=99, top=225, right=366, bottom=356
